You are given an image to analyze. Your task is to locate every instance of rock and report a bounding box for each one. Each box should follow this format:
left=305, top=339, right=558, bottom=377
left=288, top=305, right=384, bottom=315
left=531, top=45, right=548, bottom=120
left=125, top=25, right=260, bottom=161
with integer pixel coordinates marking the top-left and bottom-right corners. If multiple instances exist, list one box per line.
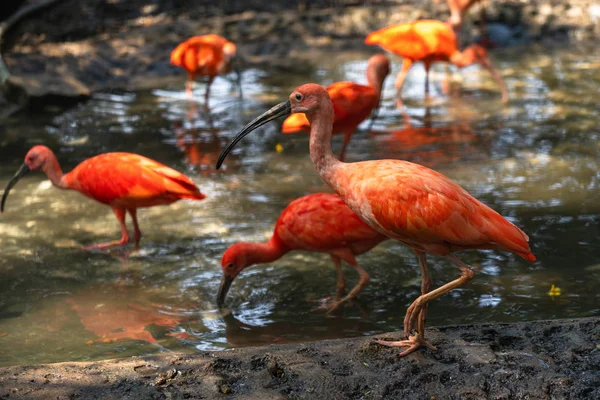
left=4, top=73, right=90, bottom=106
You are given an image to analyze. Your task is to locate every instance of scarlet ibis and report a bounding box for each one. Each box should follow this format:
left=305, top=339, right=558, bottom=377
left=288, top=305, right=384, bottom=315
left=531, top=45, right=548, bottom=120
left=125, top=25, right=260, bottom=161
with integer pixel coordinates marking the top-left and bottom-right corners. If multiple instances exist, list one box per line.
left=216, top=83, right=535, bottom=356
left=170, top=34, right=237, bottom=104
left=281, top=55, right=390, bottom=160
left=1, top=145, right=206, bottom=250
left=217, top=192, right=387, bottom=312
left=365, top=19, right=507, bottom=102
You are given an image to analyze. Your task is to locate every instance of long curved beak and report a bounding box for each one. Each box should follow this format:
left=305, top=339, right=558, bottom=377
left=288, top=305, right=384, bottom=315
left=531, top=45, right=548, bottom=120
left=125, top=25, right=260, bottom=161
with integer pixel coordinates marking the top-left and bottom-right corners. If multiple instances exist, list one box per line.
left=479, top=56, right=508, bottom=103
left=1, top=163, right=30, bottom=212
left=216, top=100, right=291, bottom=170
left=216, top=275, right=235, bottom=309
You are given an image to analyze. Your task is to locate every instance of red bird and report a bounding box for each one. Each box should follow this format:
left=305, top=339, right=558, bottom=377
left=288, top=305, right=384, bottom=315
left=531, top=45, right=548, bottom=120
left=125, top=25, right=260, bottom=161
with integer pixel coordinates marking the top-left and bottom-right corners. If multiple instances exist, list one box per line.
left=281, top=55, right=390, bottom=160
left=1, top=145, right=206, bottom=250
left=170, top=34, right=237, bottom=104
left=216, top=83, right=535, bottom=357
left=217, top=193, right=387, bottom=312
left=365, top=19, right=507, bottom=102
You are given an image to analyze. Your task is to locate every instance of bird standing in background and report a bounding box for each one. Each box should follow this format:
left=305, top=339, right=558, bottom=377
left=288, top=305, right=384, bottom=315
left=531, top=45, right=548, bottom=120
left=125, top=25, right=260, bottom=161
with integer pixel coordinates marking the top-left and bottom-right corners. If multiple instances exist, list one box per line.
left=216, top=83, right=535, bottom=356
left=1, top=145, right=206, bottom=250
left=170, top=34, right=237, bottom=105
left=281, top=55, right=390, bottom=161
left=365, top=20, right=507, bottom=102
left=217, top=193, right=387, bottom=313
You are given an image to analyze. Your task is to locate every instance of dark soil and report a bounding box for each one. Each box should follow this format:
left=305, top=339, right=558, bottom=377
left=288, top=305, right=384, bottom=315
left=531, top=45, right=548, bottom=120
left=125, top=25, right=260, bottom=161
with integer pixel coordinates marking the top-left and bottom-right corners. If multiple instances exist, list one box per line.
left=1, top=317, right=598, bottom=399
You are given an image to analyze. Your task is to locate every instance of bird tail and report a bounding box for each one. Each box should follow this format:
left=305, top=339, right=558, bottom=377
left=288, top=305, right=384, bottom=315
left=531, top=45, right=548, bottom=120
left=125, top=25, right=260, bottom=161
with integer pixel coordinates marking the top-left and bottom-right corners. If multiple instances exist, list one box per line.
left=483, top=209, right=536, bottom=262
left=180, top=192, right=206, bottom=201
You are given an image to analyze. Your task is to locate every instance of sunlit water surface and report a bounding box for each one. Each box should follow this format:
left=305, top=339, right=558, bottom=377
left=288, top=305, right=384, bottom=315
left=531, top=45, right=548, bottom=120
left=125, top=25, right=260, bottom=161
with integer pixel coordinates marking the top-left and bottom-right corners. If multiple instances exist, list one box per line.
left=1, top=45, right=599, bottom=366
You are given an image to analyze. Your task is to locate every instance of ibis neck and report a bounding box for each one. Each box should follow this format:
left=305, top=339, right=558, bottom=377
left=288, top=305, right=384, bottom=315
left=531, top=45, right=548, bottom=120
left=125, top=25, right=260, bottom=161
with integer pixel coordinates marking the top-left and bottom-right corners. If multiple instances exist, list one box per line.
left=244, top=237, right=288, bottom=267
left=41, top=155, right=69, bottom=189
left=366, top=71, right=384, bottom=97
left=308, top=100, right=342, bottom=185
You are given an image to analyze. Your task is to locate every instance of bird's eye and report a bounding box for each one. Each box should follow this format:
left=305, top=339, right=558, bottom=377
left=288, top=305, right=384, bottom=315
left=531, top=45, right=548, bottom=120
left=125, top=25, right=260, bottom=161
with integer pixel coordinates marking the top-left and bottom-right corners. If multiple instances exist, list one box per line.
left=226, top=263, right=234, bottom=269
left=295, top=93, right=302, bottom=101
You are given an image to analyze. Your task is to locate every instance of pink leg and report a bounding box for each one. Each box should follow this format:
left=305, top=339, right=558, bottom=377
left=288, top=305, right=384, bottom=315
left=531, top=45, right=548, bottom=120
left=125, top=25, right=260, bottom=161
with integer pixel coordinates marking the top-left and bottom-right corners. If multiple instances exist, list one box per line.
left=338, top=131, right=353, bottom=161
left=376, top=250, right=435, bottom=356
left=395, top=59, right=413, bottom=99
left=186, top=73, right=194, bottom=99
left=83, top=207, right=129, bottom=250
left=128, top=208, right=142, bottom=249
left=377, top=253, right=474, bottom=356
left=332, top=255, right=347, bottom=299
left=322, top=251, right=370, bottom=314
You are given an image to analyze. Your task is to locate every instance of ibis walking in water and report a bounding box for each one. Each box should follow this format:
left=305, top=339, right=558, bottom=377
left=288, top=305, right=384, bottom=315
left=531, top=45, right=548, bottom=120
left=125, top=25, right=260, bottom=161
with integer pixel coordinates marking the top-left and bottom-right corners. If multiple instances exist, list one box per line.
left=217, top=193, right=387, bottom=312
left=170, top=34, right=237, bottom=105
left=2, top=146, right=206, bottom=250
left=365, top=19, right=507, bottom=102
left=216, top=84, right=535, bottom=356
left=281, top=55, right=390, bottom=160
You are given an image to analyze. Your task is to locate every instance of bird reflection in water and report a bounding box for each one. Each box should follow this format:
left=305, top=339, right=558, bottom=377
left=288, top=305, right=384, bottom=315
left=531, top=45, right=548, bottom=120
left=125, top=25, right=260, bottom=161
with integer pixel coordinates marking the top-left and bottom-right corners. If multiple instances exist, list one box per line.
left=65, top=275, right=190, bottom=345
left=173, top=103, right=235, bottom=175
left=373, top=106, right=486, bottom=168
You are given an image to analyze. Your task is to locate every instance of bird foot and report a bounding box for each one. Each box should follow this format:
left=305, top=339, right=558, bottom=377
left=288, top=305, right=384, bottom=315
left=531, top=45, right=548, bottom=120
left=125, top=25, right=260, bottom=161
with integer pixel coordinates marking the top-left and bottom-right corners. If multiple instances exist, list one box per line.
left=312, top=296, right=346, bottom=314
left=375, top=333, right=436, bottom=357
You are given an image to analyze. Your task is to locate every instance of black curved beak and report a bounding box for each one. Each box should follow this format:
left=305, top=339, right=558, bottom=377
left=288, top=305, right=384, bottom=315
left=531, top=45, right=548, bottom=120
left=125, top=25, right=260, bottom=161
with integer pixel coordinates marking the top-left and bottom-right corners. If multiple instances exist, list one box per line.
left=1, top=163, right=30, bottom=212
left=216, top=100, right=291, bottom=170
left=216, top=275, right=235, bottom=309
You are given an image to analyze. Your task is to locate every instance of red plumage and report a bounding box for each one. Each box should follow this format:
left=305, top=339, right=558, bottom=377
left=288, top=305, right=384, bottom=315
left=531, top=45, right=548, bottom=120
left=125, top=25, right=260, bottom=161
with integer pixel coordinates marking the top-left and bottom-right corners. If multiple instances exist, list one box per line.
left=2, top=145, right=205, bottom=250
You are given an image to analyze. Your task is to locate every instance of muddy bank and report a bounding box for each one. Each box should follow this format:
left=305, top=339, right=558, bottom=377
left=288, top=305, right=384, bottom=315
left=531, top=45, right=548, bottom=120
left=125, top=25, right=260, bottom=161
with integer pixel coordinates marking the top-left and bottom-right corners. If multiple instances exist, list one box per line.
left=1, top=0, right=599, bottom=108
left=0, top=317, right=598, bottom=399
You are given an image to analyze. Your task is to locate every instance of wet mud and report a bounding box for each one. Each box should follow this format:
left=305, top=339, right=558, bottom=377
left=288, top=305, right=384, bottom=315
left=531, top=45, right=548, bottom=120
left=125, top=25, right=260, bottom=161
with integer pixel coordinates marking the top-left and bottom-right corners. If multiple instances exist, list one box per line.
left=0, top=317, right=598, bottom=399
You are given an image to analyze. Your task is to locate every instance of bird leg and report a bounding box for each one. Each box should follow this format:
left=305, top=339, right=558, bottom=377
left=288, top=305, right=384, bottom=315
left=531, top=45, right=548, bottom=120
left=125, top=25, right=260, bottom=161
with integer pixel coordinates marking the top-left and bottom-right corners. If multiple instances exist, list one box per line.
left=424, top=62, right=431, bottom=99
left=375, top=250, right=435, bottom=357
left=395, top=59, right=413, bottom=99
left=403, top=253, right=474, bottom=338
left=204, top=76, right=214, bottom=109
left=323, top=253, right=370, bottom=314
left=338, top=131, right=353, bottom=161
left=416, top=251, right=433, bottom=337
left=128, top=208, right=142, bottom=249
left=83, top=207, right=130, bottom=250
left=332, top=255, right=347, bottom=299
left=186, top=73, right=194, bottom=99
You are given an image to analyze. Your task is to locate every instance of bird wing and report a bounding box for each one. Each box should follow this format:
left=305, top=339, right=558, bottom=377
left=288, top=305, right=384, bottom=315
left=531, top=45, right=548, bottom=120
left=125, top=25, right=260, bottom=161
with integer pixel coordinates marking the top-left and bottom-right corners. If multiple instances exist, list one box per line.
left=274, top=193, right=382, bottom=251
left=365, top=20, right=457, bottom=59
left=327, top=82, right=378, bottom=123
left=338, top=160, right=534, bottom=260
left=66, top=153, right=205, bottom=205
left=170, top=39, right=223, bottom=75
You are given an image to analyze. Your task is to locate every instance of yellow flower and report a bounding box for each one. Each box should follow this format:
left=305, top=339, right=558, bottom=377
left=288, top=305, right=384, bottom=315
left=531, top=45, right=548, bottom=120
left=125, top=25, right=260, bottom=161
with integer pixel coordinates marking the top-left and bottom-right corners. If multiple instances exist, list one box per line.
left=547, top=284, right=561, bottom=298
left=275, top=143, right=283, bottom=153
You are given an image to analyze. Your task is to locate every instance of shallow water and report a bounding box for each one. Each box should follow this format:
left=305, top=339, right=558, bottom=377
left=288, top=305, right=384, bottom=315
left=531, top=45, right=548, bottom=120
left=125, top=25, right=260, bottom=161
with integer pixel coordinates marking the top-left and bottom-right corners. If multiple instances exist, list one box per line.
left=1, top=45, right=599, bottom=366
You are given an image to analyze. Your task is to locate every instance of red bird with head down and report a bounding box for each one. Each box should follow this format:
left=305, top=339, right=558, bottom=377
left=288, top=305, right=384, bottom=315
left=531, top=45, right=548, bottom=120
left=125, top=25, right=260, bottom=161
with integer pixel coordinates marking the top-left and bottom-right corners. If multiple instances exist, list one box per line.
left=217, top=193, right=387, bottom=312
left=365, top=19, right=507, bottom=102
left=217, top=83, right=534, bottom=357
